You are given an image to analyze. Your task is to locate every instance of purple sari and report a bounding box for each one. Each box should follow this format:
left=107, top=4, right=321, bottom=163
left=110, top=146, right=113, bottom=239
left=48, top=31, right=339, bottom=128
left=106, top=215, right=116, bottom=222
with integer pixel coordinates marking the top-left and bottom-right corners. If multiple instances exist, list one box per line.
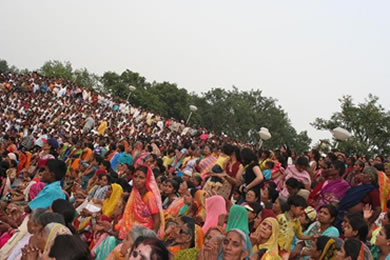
left=317, top=178, right=350, bottom=209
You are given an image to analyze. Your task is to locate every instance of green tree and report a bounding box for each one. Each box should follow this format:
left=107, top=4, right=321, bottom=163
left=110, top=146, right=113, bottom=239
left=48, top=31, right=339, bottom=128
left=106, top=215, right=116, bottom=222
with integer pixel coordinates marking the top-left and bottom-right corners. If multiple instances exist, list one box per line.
left=39, top=60, right=73, bottom=81
left=311, top=95, right=390, bottom=156
left=74, top=68, right=100, bottom=90
left=0, top=59, right=9, bottom=73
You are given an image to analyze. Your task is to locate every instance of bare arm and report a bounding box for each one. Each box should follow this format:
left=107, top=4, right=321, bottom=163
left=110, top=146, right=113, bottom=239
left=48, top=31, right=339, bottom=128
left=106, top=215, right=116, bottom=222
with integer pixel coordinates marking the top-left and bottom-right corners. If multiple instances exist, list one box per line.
left=152, top=213, right=160, bottom=233
left=246, top=166, right=264, bottom=190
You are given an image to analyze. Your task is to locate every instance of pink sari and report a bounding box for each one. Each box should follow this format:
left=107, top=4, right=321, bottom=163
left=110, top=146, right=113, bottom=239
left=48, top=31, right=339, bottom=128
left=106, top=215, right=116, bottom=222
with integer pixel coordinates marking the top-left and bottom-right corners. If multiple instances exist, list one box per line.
left=316, top=178, right=350, bottom=209
left=280, top=165, right=311, bottom=198
left=202, top=195, right=227, bottom=233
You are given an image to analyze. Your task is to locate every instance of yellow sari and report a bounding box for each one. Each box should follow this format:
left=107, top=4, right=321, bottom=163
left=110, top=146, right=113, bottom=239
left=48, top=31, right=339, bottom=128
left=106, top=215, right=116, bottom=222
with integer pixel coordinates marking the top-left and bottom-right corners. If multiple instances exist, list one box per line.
left=252, top=218, right=281, bottom=260
left=97, top=121, right=107, bottom=135
left=103, top=184, right=123, bottom=218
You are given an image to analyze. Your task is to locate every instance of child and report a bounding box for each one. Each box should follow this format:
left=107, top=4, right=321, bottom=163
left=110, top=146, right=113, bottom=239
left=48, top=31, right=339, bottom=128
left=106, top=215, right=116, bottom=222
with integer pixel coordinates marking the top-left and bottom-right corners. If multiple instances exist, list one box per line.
left=263, top=160, right=274, bottom=180
left=277, top=195, right=316, bottom=260
left=205, top=143, right=234, bottom=195
left=342, top=212, right=368, bottom=242
left=209, top=143, right=234, bottom=184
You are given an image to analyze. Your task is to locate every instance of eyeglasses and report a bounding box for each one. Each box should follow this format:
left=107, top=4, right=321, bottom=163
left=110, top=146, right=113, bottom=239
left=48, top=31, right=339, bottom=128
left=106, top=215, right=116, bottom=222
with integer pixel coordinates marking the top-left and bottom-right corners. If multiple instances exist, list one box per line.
left=179, top=228, right=190, bottom=235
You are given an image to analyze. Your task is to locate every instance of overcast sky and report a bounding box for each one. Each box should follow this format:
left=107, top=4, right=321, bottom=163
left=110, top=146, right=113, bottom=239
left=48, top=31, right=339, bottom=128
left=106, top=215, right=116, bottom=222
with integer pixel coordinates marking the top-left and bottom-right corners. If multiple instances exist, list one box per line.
left=1, top=0, right=389, bottom=144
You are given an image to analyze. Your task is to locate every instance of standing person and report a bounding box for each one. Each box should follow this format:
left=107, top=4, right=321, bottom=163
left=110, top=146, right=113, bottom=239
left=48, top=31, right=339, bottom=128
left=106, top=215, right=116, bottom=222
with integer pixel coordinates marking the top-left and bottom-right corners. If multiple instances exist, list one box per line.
left=26, top=159, right=66, bottom=211
left=240, top=148, right=264, bottom=197
left=218, top=145, right=244, bottom=200
left=118, top=166, right=164, bottom=239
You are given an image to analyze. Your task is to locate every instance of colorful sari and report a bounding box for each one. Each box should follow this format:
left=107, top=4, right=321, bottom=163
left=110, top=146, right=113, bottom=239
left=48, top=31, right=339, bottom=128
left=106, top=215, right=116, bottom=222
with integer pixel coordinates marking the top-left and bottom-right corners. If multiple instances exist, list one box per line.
left=316, top=178, right=350, bottom=210
left=279, top=165, right=311, bottom=198
left=93, top=235, right=118, bottom=260
left=198, top=155, right=217, bottom=178
left=319, top=237, right=337, bottom=260
left=102, top=183, right=123, bottom=218
left=252, top=217, right=281, bottom=260
left=118, top=165, right=164, bottom=239
left=194, top=190, right=206, bottom=222
left=165, top=197, right=185, bottom=220
left=335, top=184, right=375, bottom=230
left=202, top=195, right=227, bottom=233
left=226, top=205, right=249, bottom=235
left=378, top=171, right=390, bottom=212
left=43, top=224, right=72, bottom=255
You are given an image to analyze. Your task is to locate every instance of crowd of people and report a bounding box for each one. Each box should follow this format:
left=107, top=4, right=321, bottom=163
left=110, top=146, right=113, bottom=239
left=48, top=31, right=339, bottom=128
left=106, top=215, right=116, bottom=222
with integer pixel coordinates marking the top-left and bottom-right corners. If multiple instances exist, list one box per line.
left=0, top=72, right=390, bottom=260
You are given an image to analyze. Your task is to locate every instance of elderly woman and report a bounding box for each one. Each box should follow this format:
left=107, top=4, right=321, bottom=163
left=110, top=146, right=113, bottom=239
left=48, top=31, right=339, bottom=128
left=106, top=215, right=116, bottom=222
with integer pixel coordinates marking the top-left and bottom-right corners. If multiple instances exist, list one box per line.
left=251, top=218, right=281, bottom=260
left=219, top=229, right=251, bottom=260
left=336, top=166, right=381, bottom=228
left=21, top=223, right=72, bottom=259
left=174, top=226, right=224, bottom=260
left=1, top=208, right=46, bottom=260
left=106, top=225, right=157, bottom=260
left=168, top=216, right=197, bottom=256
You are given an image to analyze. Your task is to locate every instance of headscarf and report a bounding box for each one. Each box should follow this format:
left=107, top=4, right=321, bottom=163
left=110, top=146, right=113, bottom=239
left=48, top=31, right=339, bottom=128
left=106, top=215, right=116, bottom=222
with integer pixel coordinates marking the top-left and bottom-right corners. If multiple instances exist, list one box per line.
left=194, top=190, right=206, bottom=222
left=43, top=223, right=72, bottom=254
left=377, top=171, right=390, bottom=211
left=202, top=195, right=227, bottom=233
left=319, top=237, right=337, bottom=260
left=195, top=225, right=204, bottom=249
left=102, top=183, right=123, bottom=218
left=226, top=205, right=249, bottom=235
left=253, top=218, right=280, bottom=260
left=118, top=165, right=164, bottom=239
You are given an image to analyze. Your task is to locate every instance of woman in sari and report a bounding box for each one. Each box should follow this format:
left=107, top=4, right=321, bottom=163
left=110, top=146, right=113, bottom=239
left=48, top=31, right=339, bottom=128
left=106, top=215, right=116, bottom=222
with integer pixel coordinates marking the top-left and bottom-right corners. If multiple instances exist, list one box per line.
left=179, top=189, right=206, bottom=225
left=106, top=225, right=157, bottom=260
left=169, top=215, right=205, bottom=257
left=377, top=168, right=390, bottom=212
left=252, top=217, right=281, bottom=260
left=293, top=204, right=340, bottom=259
left=77, top=183, right=123, bottom=231
left=310, top=236, right=338, bottom=260
left=197, top=144, right=217, bottom=178
left=226, top=205, right=250, bottom=235
left=314, top=160, right=350, bottom=210
left=174, top=226, right=223, bottom=260
left=117, top=165, right=164, bottom=239
left=279, top=157, right=311, bottom=199
left=29, top=223, right=72, bottom=257
left=218, top=229, right=252, bottom=260
left=202, top=195, right=227, bottom=233
left=336, top=166, right=381, bottom=228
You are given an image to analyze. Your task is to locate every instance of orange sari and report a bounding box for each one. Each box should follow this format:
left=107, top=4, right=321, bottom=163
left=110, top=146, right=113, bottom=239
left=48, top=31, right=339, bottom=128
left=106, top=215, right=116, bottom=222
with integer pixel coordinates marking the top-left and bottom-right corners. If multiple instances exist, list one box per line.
left=378, top=171, right=390, bottom=211
left=118, top=165, right=164, bottom=239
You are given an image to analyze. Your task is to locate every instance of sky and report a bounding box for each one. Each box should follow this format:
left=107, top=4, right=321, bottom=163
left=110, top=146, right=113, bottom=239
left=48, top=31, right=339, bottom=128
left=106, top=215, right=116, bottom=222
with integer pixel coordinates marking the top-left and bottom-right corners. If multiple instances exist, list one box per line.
left=1, top=0, right=390, bottom=145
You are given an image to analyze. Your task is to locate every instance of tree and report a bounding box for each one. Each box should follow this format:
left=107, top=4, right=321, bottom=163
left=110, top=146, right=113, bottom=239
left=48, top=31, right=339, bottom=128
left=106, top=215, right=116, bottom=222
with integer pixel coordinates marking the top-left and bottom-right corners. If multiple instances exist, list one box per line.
left=199, top=87, right=311, bottom=153
left=0, top=59, right=9, bottom=73
left=39, top=60, right=73, bottom=81
left=74, top=68, right=100, bottom=90
left=311, top=95, right=390, bottom=157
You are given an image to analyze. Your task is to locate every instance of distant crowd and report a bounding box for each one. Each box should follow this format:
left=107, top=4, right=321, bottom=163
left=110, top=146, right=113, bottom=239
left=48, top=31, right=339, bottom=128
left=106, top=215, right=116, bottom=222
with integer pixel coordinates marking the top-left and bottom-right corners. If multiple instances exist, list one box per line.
left=0, top=72, right=390, bottom=260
